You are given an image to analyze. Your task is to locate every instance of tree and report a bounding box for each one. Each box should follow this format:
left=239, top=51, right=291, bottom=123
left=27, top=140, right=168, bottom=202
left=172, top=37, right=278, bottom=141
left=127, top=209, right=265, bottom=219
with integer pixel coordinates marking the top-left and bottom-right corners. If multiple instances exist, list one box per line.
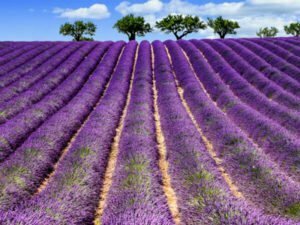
left=284, top=22, right=300, bottom=37
left=113, top=14, right=152, bottom=41
left=59, top=21, right=96, bottom=41
left=207, top=16, right=240, bottom=39
left=256, top=27, right=279, bottom=38
left=155, top=14, right=206, bottom=40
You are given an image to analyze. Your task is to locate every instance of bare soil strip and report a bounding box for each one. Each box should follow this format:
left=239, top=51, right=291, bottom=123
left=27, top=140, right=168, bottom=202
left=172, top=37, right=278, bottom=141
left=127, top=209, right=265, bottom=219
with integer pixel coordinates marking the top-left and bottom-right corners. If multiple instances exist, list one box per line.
left=35, top=124, right=83, bottom=194
left=187, top=46, right=283, bottom=178
left=166, top=46, right=244, bottom=199
left=151, top=46, right=181, bottom=225
left=93, top=45, right=139, bottom=225
left=35, top=47, right=125, bottom=195
left=197, top=49, right=281, bottom=161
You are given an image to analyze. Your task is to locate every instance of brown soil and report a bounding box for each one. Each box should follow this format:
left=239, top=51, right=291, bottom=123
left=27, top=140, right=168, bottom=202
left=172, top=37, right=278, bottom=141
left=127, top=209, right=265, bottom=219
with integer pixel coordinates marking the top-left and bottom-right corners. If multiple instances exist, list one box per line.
left=93, top=46, right=138, bottom=225
left=151, top=46, right=181, bottom=225
left=166, top=46, right=244, bottom=199
left=35, top=47, right=126, bottom=196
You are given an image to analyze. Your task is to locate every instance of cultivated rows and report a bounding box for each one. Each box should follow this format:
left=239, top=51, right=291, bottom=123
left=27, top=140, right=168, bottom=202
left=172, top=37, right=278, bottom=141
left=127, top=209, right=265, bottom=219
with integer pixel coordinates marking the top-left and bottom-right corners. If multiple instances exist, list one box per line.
left=0, top=38, right=299, bottom=225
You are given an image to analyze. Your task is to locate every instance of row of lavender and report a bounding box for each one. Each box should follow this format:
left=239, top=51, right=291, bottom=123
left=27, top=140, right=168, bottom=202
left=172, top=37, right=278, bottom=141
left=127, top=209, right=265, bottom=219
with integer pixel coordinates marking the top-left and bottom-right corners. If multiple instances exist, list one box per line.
left=0, top=42, right=111, bottom=161
left=0, top=41, right=122, bottom=211
left=0, top=41, right=137, bottom=224
left=166, top=40, right=300, bottom=219
left=0, top=43, right=66, bottom=87
left=1, top=42, right=173, bottom=224
left=0, top=38, right=298, bottom=140
left=0, top=43, right=89, bottom=123
left=0, top=42, right=76, bottom=104
left=0, top=38, right=299, bottom=224
left=197, top=39, right=300, bottom=135
left=183, top=40, right=300, bottom=181
left=222, top=39, right=300, bottom=97
left=100, top=41, right=174, bottom=224
left=205, top=39, right=300, bottom=111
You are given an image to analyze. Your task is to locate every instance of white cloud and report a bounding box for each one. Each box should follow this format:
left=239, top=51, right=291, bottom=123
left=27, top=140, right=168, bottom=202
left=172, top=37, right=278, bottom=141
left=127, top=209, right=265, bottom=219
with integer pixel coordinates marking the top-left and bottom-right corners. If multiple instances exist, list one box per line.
left=53, top=4, right=110, bottom=20
left=116, top=0, right=244, bottom=17
left=236, top=16, right=294, bottom=37
left=249, top=0, right=300, bottom=5
left=143, top=14, right=159, bottom=27
left=162, top=0, right=300, bottom=18
left=164, top=0, right=244, bottom=16
left=116, top=0, right=163, bottom=15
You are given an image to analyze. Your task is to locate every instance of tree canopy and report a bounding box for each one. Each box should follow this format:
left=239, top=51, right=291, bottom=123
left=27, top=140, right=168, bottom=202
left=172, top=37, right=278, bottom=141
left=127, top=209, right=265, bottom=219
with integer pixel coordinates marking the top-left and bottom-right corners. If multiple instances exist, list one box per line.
left=207, top=16, right=240, bottom=39
left=284, top=22, right=300, bottom=37
left=256, top=27, right=279, bottom=38
left=113, top=14, right=152, bottom=41
left=155, top=14, right=206, bottom=40
left=59, top=21, right=96, bottom=41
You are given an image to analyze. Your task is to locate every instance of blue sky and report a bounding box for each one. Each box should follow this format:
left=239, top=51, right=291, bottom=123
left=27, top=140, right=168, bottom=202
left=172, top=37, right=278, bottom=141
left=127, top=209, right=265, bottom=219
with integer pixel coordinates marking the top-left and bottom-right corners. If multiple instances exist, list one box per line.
left=0, top=0, right=299, bottom=41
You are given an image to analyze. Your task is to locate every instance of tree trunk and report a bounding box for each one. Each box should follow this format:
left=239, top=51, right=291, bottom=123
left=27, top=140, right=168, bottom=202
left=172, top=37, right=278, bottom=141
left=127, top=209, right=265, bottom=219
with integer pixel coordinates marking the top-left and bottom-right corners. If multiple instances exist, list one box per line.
left=74, top=35, right=81, bottom=42
left=217, top=32, right=226, bottom=39
left=178, top=31, right=190, bottom=40
left=174, top=32, right=180, bottom=40
left=129, top=33, right=136, bottom=41
left=220, top=33, right=226, bottom=39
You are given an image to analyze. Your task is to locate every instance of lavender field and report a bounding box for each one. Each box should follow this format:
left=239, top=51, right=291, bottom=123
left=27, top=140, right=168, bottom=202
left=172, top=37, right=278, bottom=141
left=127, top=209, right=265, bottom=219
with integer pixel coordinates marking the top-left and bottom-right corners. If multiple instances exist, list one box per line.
left=0, top=38, right=299, bottom=225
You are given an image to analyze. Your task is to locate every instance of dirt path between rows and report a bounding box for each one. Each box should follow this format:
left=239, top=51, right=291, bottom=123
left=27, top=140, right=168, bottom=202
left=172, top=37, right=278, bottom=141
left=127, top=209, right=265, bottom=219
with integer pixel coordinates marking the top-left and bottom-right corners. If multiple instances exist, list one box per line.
left=166, top=45, right=244, bottom=199
left=35, top=47, right=123, bottom=195
left=94, top=45, right=139, bottom=225
left=151, top=46, right=181, bottom=225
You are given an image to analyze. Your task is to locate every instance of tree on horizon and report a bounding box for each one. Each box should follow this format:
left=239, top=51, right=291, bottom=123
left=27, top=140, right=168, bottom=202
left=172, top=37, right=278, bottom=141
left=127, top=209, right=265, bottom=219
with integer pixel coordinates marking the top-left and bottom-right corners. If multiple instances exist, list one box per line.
left=113, top=14, right=152, bottom=41
left=256, top=27, right=279, bottom=38
left=207, top=16, right=240, bottom=39
left=59, top=21, right=96, bottom=41
left=155, top=14, right=207, bottom=40
left=284, top=22, right=300, bottom=37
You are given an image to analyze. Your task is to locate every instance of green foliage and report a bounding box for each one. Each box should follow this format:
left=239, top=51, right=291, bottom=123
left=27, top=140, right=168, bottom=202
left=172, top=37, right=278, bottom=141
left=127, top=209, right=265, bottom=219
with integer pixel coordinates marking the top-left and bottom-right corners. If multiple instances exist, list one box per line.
left=0, top=111, right=6, bottom=117
left=59, top=21, right=96, bottom=41
left=122, top=155, right=150, bottom=190
left=189, top=187, right=222, bottom=211
left=113, top=14, right=152, bottom=41
left=285, top=202, right=300, bottom=218
left=1, top=165, right=28, bottom=188
left=75, top=147, right=94, bottom=159
left=207, top=16, right=240, bottom=39
left=60, top=162, right=85, bottom=187
left=256, top=27, right=279, bottom=38
left=284, top=22, right=300, bottom=37
left=24, top=148, right=40, bottom=160
left=185, top=170, right=214, bottom=186
left=155, top=14, right=206, bottom=40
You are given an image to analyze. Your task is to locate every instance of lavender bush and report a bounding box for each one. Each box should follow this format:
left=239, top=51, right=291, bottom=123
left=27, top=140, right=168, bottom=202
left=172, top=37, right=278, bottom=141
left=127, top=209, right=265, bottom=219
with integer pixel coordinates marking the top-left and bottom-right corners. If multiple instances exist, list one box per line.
left=0, top=41, right=138, bottom=224
left=0, top=41, right=122, bottom=211
left=166, top=40, right=300, bottom=218
left=0, top=43, right=89, bottom=123
left=204, top=39, right=300, bottom=111
left=0, top=43, right=54, bottom=78
left=155, top=40, right=297, bottom=224
left=0, top=42, right=110, bottom=162
left=191, top=39, right=300, bottom=137
left=101, top=41, right=174, bottom=225
left=223, top=39, right=300, bottom=97
left=0, top=42, right=73, bottom=104
left=0, top=38, right=298, bottom=224
left=236, top=39, right=300, bottom=83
